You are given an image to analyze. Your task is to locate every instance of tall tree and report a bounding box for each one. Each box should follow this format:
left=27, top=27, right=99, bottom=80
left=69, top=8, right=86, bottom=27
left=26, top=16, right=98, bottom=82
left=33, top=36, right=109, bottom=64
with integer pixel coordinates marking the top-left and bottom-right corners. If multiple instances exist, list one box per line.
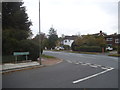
left=71, top=35, right=106, bottom=52
left=47, top=27, right=58, bottom=49
left=2, top=2, right=32, bottom=55
left=2, top=2, right=32, bottom=31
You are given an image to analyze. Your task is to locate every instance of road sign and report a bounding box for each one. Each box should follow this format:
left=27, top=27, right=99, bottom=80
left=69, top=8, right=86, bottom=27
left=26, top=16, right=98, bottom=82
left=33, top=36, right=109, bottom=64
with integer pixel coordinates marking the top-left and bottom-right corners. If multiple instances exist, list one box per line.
left=13, top=52, right=29, bottom=63
left=13, top=52, right=29, bottom=56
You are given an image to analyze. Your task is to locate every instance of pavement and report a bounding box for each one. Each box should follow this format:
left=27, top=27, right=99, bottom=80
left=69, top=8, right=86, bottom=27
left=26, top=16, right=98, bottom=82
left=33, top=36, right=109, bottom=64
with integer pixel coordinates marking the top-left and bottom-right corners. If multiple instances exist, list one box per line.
left=1, top=58, right=63, bottom=73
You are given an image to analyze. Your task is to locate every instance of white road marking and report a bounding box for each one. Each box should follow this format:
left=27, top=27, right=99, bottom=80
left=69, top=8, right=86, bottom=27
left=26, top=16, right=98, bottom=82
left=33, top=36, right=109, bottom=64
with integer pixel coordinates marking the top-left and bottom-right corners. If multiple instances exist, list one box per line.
left=89, top=65, right=98, bottom=68
left=96, top=65, right=102, bottom=67
left=86, top=63, right=91, bottom=65
left=66, top=60, right=72, bottom=63
left=56, top=60, right=63, bottom=64
left=66, top=60, right=114, bottom=74
left=101, top=67, right=108, bottom=70
left=75, top=63, right=79, bottom=64
left=81, top=63, right=88, bottom=65
left=78, top=61, right=83, bottom=64
left=73, top=68, right=114, bottom=84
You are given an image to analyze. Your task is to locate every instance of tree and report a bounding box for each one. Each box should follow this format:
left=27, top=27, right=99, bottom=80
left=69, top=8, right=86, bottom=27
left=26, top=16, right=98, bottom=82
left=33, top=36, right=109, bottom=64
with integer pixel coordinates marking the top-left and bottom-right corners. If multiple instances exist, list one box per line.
left=47, top=27, right=58, bottom=49
left=2, top=2, right=32, bottom=55
left=96, top=36, right=106, bottom=53
left=32, top=33, right=47, bottom=54
left=71, top=34, right=106, bottom=52
left=73, top=35, right=106, bottom=47
left=74, top=36, right=83, bottom=46
left=2, top=2, right=32, bottom=31
left=82, top=35, right=97, bottom=46
left=96, top=36, right=106, bottom=47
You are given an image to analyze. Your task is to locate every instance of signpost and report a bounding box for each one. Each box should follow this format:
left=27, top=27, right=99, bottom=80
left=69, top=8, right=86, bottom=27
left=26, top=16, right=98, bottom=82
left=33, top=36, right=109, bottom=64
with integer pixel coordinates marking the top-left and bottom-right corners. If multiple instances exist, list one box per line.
left=13, top=52, right=29, bottom=63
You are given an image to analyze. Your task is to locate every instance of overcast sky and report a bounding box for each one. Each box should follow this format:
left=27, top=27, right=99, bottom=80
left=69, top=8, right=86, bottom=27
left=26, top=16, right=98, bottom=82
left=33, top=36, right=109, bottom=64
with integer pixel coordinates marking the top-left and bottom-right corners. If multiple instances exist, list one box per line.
left=23, top=0, right=119, bottom=37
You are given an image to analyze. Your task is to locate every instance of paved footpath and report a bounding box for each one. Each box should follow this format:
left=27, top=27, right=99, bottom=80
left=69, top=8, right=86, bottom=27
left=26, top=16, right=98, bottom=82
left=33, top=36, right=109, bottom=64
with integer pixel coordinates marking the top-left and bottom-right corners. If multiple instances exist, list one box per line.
left=1, top=58, right=62, bottom=73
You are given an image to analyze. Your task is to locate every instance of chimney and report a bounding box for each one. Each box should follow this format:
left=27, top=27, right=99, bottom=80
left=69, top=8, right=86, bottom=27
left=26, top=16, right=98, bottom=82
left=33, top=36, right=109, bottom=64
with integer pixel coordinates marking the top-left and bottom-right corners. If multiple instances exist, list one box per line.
left=100, top=30, right=102, bottom=33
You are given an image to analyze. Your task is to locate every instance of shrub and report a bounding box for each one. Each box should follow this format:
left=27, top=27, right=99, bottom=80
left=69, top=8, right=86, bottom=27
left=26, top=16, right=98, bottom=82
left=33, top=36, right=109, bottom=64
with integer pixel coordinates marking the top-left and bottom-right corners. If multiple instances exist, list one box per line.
left=112, top=46, right=118, bottom=50
left=18, top=40, right=40, bottom=60
left=63, top=45, right=70, bottom=50
left=71, top=41, right=77, bottom=51
left=118, top=46, right=120, bottom=54
left=72, top=46, right=102, bottom=52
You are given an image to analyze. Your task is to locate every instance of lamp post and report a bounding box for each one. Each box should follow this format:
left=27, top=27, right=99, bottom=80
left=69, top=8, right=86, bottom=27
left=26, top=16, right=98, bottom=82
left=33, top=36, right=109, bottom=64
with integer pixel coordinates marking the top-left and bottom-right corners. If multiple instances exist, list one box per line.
left=39, top=0, right=42, bottom=65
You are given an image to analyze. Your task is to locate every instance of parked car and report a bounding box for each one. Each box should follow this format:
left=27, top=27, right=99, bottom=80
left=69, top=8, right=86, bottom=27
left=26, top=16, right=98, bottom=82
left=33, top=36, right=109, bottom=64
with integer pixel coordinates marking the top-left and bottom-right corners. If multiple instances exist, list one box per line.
left=55, top=46, right=64, bottom=50
left=106, top=47, right=113, bottom=51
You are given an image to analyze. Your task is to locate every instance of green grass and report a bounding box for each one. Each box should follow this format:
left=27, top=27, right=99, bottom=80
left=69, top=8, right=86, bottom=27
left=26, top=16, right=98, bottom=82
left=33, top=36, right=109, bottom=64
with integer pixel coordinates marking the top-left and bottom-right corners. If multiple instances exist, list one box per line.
left=49, top=50, right=101, bottom=55
left=108, top=54, right=120, bottom=57
left=53, top=49, right=64, bottom=51
left=41, top=54, right=56, bottom=59
left=77, top=52, right=100, bottom=55
left=65, top=50, right=100, bottom=55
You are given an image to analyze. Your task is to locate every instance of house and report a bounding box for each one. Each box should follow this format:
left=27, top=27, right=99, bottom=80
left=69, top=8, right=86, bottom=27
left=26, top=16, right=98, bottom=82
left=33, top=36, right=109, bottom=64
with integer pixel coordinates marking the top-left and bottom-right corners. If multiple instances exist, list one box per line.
left=93, top=30, right=107, bottom=36
left=105, top=33, right=120, bottom=47
left=93, top=31, right=120, bottom=47
left=61, top=35, right=78, bottom=47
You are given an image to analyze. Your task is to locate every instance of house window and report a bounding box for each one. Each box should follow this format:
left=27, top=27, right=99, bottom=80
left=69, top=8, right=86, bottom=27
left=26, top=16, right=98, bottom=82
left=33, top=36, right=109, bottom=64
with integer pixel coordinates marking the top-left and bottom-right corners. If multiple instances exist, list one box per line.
left=106, top=38, right=113, bottom=41
left=115, top=39, right=119, bottom=43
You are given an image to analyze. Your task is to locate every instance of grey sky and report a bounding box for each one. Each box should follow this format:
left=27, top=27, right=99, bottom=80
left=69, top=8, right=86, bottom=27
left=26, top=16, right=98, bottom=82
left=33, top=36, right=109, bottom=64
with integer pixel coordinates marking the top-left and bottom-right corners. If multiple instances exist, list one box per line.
left=23, top=0, right=119, bottom=37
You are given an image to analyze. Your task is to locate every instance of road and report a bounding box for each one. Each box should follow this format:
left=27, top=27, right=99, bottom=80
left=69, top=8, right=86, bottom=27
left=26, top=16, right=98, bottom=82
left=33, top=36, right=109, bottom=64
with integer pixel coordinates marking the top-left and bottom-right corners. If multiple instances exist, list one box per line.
left=3, top=51, right=119, bottom=88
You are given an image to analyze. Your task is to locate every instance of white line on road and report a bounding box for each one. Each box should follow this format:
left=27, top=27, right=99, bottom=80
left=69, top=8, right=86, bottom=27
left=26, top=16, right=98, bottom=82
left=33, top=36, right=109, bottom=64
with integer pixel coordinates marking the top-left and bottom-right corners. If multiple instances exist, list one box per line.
left=75, top=63, right=79, bottom=64
left=89, top=65, right=98, bottom=68
left=66, top=60, right=72, bottom=63
left=81, top=63, right=88, bottom=65
left=73, top=68, right=114, bottom=84
left=85, top=63, right=91, bottom=65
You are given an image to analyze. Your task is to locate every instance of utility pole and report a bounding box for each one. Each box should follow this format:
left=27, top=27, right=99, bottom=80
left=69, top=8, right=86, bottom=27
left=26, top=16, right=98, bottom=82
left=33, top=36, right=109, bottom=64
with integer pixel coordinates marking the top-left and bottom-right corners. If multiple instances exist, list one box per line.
left=39, top=0, right=42, bottom=65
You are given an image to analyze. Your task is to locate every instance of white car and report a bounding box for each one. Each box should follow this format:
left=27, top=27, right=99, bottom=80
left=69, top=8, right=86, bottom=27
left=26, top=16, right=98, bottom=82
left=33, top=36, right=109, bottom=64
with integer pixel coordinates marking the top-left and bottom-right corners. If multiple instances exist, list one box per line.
left=106, top=47, right=113, bottom=51
left=55, top=46, right=64, bottom=50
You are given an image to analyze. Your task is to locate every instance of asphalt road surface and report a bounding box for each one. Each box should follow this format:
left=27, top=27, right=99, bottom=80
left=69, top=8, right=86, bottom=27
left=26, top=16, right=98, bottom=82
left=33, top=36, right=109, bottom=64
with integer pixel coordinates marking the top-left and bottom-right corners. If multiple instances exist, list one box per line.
left=3, top=51, right=119, bottom=88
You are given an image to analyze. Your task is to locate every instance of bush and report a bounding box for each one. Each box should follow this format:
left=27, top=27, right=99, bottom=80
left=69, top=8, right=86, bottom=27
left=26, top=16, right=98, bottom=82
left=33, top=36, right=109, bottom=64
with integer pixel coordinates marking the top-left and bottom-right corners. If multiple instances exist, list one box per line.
left=18, top=40, right=40, bottom=60
left=72, top=46, right=102, bottom=52
left=112, top=46, right=118, bottom=50
left=71, top=41, right=77, bottom=51
left=2, top=40, right=43, bottom=63
left=2, top=55, right=15, bottom=63
left=118, top=46, right=120, bottom=54
left=63, top=45, right=70, bottom=50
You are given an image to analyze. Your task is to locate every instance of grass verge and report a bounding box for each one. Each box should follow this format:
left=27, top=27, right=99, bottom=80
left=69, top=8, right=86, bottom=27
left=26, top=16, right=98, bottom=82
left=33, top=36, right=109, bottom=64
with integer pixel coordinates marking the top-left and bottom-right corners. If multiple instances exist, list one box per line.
left=41, top=54, right=56, bottom=59
left=65, top=50, right=100, bottom=55
left=108, top=54, right=120, bottom=57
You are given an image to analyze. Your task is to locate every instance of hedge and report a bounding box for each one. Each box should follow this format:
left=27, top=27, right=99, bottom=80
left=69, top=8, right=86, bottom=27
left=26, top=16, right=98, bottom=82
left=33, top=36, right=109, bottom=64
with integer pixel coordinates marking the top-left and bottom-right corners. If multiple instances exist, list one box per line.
left=73, top=46, right=102, bottom=52
left=19, top=40, right=40, bottom=61
left=63, top=45, right=70, bottom=50
left=118, top=46, right=120, bottom=54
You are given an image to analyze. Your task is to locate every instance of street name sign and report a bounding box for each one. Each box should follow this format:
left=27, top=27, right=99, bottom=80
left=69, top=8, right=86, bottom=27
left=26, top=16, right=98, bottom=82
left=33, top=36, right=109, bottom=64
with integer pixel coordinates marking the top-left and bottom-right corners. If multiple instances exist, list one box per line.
left=13, top=52, right=29, bottom=56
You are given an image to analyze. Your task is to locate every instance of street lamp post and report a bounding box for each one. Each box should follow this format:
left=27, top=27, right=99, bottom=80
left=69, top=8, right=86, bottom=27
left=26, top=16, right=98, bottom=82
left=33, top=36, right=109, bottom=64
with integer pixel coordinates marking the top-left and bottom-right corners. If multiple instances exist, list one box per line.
left=39, top=0, right=42, bottom=65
